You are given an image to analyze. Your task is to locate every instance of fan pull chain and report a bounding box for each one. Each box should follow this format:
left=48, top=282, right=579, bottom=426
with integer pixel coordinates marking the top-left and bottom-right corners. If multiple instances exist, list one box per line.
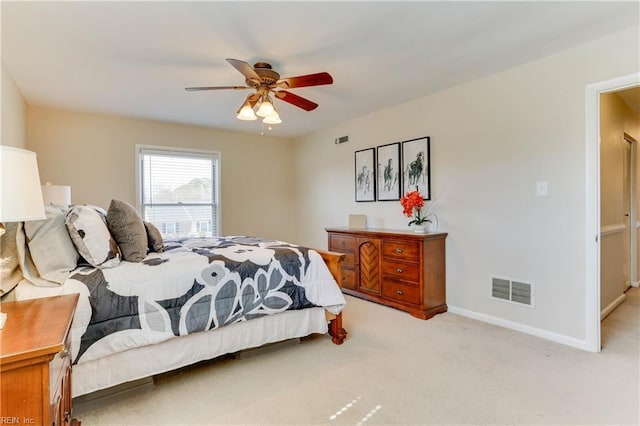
left=260, top=121, right=274, bottom=136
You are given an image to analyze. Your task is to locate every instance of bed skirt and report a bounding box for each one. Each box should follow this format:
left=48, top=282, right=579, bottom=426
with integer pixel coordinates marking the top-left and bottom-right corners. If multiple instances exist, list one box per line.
left=72, top=307, right=327, bottom=396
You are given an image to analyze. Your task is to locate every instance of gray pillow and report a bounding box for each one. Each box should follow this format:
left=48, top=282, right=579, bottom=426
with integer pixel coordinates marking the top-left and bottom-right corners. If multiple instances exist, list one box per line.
left=24, top=206, right=79, bottom=284
left=144, top=222, right=164, bottom=253
left=107, top=199, right=148, bottom=262
left=66, top=205, right=121, bottom=268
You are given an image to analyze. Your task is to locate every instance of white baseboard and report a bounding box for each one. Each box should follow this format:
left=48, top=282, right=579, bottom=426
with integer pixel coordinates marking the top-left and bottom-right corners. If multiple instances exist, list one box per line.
left=447, top=305, right=590, bottom=351
left=600, top=293, right=626, bottom=320
left=629, top=281, right=640, bottom=288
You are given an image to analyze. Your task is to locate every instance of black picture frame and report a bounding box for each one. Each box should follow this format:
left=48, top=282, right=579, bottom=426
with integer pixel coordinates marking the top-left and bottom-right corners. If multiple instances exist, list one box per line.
left=354, top=148, right=376, bottom=202
left=376, top=142, right=401, bottom=201
left=401, top=136, right=431, bottom=199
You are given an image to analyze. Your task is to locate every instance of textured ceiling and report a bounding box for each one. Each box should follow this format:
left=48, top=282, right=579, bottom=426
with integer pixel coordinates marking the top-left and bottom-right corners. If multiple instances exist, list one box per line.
left=2, top=1, right=638, bottom=138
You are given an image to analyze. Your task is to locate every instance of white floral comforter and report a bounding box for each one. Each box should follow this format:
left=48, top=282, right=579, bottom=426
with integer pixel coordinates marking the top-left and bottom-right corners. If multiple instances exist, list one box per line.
left=41, top=236, right=345, bottom=364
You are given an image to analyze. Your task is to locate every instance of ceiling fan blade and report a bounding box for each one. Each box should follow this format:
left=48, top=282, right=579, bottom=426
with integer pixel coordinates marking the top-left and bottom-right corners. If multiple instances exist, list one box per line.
left=274, top=90, right=318, bottom=111
left=276, top=72, right=333, bottom=89
left=185, top=86, right=250, bottom=91
left=226, top=58, right=261, bottom=84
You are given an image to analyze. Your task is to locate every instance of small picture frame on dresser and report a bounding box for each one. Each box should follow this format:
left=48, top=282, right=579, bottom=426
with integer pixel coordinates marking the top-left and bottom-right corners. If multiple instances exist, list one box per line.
left=376, top=142, right=401, bottom=201
left=402, top=136, right=431, bottom=200
left=355, top=148, right=376, bottom=202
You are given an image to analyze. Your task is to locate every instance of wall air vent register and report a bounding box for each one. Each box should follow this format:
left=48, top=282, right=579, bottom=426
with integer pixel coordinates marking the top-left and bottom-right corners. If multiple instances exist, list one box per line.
left=491, top=277, right=535, bottom=308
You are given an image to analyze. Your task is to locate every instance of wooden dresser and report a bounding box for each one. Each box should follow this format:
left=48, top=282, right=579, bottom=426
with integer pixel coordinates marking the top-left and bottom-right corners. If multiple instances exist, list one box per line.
left=0, top=294, right=81, bottom=426
left=326, top=227, right=447, bottom=319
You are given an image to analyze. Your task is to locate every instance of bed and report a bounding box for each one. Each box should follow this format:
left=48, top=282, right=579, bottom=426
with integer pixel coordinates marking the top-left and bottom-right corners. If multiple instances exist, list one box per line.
left=7, top=203, right=347, bottom=398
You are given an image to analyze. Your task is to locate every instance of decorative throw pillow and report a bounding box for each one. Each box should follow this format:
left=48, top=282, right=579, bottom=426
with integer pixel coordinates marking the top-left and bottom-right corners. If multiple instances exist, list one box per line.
left=66, top=205, right=121, bottom=268
left=24, top=206, right=79, bottom=284
left=107, top=199, right=148, bottom=262
left=144, top=221, right=164, bottom=253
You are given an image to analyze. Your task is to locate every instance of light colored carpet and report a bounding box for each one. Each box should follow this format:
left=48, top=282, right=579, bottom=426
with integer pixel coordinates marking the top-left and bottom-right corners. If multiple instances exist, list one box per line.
left=75, top=290, right=639, bottom=425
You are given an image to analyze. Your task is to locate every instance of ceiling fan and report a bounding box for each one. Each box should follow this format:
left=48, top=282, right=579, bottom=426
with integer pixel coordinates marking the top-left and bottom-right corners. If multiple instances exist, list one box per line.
left=185, top=58, right=333, bottom=124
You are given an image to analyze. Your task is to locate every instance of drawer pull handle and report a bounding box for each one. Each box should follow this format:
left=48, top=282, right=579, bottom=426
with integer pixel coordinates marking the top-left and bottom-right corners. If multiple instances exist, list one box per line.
left=60, top=348, right=69, bottom=359
left=341, top=275, right=346, bottom=281
left=341, top=241, right=346, bottom=247
left=397, top=290, right=404, bottom=295
left=396, top=268, right=404, bottom=273
left=396, top=248, right=403, bottom=254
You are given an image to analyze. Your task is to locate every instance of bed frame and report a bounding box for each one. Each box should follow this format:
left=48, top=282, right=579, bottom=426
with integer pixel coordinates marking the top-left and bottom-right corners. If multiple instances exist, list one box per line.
left=317, top=250, right=348, bottom=345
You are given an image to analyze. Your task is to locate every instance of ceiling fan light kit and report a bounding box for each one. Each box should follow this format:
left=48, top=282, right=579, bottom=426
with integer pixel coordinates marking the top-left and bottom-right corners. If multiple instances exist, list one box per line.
left=263, top=113, right=282, bottom=125
left=256, top=96, right=276, bottom=118
left=187, top=58, right=333, bottom=128
left=237, top=103, right=258, bottom=121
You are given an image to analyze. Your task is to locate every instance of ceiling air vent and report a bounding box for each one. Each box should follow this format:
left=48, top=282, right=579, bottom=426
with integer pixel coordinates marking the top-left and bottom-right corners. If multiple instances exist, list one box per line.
left=334, top=135, right=349, bottom=144
left=491, top=277, right=534, bottom=308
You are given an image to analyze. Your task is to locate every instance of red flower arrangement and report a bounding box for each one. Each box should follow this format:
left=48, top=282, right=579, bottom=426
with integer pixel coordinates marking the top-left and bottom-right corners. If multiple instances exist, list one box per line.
left=400, top=190, right=431, bottom=226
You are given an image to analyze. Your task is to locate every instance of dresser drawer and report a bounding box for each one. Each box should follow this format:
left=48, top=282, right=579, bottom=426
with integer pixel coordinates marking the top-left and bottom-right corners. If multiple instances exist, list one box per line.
left=382, top=280, right=421, bottom=305
left=383, top=240, right=420, bottom=260
left=329, top=235, right=355, bottom=253
left=339, top=252, right=355, bottom=269
left=49, top=334, right=71, bottom=403
left=340, top=268, right=356, bottom=290
left=382, top=260, right=420, bottom=281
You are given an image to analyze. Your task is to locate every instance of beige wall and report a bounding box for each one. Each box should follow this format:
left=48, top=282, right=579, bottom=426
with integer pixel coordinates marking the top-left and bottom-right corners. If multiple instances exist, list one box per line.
left=293, top=26, right=640, bottom=342
left=1, top=63, right=27, bottom=148
left=600, top=92, right=640, bottom=310
left=26, top=107, right=297, bottom=241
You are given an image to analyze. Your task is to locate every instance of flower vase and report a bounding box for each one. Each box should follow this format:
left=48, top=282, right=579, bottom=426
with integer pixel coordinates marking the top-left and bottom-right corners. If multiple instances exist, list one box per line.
left=413, top=224, right=427, bottom=233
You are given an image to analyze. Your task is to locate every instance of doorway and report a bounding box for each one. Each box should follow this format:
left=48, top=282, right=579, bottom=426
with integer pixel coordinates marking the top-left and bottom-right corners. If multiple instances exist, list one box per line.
left=623, top=133, right=638, bottom=288
left=586, top=73, right=640, bottom=353
left=624, top=133, right=640, bottom=287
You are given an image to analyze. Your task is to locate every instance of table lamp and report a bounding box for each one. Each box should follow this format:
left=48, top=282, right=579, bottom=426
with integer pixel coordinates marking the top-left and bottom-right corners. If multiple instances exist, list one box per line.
left=42, top=182, right=72, bottom=207
left=0, top=146, right=46, bottom=328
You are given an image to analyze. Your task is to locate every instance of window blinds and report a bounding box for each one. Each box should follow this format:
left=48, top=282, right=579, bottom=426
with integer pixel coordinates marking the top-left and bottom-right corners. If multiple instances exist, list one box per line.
left=139, top=147, right=219, bottom=238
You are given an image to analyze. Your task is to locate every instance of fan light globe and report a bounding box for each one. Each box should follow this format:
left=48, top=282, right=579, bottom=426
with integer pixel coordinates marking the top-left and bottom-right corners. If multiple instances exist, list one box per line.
left=256, top=99, right=276, bottom=118
left=263, top=112, right=282, bottom=124
left=237, top=104, right=257, bottom=121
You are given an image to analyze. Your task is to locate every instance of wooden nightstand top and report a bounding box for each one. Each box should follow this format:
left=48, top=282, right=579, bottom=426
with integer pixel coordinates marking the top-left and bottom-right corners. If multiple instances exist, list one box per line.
left=0, top=294, right=79, bottom=366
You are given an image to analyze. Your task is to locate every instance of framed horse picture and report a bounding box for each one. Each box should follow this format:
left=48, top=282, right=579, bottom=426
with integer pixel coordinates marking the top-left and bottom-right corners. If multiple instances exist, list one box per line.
left=401, top=136, right=431, bottom=199
left=355, top=148, right=376, bottom=202
left=376, top=142, right=401, bottom=201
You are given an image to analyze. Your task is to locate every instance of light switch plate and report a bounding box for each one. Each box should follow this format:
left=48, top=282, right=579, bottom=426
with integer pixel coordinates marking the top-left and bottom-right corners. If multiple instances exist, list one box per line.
left=536, top=181, right=548, bottom=196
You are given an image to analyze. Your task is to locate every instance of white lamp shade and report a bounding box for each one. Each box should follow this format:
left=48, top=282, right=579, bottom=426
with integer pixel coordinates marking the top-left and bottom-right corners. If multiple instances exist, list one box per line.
left=256, top=99, right=276, bottom=118
left=42, top=184, right=71, bottom=206
left=262, top=112, right=282, bottom=124
left=236, top=104, right=257, bottom=121
left=0, top=146, right=46, bottom=222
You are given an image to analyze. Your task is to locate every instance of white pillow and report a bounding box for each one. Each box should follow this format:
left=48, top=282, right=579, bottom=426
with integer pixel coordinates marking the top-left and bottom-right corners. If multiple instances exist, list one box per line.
left=24, top=206, right=79, bottom=284
left=65, top=205, right=121, bottom=268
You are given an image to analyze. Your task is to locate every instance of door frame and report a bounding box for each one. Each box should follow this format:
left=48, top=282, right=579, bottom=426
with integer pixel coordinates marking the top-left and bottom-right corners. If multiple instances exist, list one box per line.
left=585, top=72, right=640, bottom=352
left=624, top=132, right=639, bottom=287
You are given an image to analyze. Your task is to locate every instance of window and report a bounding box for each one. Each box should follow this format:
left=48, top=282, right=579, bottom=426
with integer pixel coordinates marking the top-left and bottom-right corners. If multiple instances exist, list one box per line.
left=196, top=220, right=210, bottom=234
left=161, top=222, right=177, bottom=235
left=137, top=145, right=220, bottom=238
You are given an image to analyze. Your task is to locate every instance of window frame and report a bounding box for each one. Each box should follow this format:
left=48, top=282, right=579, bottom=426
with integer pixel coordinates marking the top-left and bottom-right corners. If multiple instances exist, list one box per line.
left=135, top=144, right=221, bottom=237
